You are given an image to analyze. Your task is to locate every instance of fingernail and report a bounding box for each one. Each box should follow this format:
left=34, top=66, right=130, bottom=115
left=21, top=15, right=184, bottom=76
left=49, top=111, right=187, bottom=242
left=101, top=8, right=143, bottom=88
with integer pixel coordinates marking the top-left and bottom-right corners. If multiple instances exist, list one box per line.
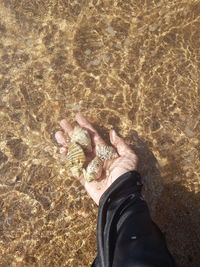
left=111, top=130, right=119, bottom=143
left=110, top=129, right=115, bottom=141
left=113, top=129, right=118, bottom=138
left=60, top=147, right=67, bottom=154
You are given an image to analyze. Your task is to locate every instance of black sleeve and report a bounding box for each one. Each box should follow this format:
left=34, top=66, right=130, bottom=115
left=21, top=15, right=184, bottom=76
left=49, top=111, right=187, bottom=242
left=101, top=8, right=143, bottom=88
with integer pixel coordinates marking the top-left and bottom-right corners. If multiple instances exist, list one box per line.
left=91, top=171, right=177, bottom=267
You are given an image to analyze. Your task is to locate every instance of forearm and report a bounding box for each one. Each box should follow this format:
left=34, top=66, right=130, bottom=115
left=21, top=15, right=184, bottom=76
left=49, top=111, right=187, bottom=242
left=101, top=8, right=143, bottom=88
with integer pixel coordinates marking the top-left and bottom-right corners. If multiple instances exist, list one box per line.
left=92, top=171, right=176, bottom=267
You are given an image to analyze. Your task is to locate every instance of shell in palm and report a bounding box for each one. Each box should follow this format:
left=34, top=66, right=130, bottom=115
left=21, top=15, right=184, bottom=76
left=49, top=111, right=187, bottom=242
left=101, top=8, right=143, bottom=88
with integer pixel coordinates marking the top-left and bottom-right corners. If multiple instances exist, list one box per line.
left=70, top=165, right=83, bottom=178
left=83, top=156, right=103, bottom=182
left=66, top=142, right=86, bottom=177
left=96, top=145, right=118, bottom=160
left=71, top=125, right=92, bottom=152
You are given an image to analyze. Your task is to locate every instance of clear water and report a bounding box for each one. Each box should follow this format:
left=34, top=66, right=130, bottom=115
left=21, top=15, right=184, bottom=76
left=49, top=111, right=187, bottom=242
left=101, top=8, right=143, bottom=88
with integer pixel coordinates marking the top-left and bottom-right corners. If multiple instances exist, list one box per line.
left=0, top=0, right=199, bottom=266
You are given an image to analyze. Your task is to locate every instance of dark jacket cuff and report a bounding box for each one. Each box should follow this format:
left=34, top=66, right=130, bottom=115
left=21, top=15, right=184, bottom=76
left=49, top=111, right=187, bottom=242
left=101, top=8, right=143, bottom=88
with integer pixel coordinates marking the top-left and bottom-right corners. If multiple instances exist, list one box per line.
left=93, top=171, right=176, bottom=267
left=99, top=170, right=142, bottom=207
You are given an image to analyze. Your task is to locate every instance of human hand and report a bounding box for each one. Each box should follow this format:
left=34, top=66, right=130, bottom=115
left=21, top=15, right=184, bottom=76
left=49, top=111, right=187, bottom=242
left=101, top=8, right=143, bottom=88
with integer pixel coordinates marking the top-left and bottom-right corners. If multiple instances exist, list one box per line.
left=55, top=113, right=138, bottom=205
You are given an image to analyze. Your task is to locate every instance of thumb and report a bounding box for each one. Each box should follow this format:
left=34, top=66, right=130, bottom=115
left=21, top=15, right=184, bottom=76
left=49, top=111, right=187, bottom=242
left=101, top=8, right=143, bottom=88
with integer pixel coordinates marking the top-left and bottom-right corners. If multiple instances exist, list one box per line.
left=109, top=129, right=134, bottom=157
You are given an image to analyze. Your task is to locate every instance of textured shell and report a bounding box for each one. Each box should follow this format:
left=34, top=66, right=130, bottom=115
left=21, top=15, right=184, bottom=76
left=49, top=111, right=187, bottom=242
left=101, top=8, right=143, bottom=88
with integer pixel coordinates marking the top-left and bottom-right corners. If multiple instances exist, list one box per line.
left=71, top=125, right=92, bottom=152
left=66, top=142, right=86, bottom=178
left=66, top=142, right=86, bottom=167
left=96, top=145, right=118, bottom=160
left=84, top=156, right=103, bottom=182
left=70, top=166, right=83, bottom=178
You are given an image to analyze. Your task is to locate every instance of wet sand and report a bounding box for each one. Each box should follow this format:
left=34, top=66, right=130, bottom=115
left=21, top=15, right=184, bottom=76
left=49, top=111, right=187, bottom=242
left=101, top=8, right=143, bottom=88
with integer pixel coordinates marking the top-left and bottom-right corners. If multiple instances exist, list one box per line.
left=0, top=0, right=200, bottom=266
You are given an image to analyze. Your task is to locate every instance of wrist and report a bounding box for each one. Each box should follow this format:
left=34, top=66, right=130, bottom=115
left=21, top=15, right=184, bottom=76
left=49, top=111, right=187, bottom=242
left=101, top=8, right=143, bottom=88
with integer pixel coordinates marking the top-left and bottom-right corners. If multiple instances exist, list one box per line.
left=99, top=171, right=142, bottom=207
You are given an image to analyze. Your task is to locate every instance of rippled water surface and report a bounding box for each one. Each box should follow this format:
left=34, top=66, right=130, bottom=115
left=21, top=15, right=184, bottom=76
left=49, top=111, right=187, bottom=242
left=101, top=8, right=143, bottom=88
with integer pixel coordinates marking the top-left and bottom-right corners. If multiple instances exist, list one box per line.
left=0, top=0, right=200, bottom=266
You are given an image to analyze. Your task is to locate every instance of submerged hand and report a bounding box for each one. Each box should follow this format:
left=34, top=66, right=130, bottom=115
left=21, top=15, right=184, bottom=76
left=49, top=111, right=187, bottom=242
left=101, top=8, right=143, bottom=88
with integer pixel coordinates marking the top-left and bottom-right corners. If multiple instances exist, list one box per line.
left=55, top=113, right=138, bottom=205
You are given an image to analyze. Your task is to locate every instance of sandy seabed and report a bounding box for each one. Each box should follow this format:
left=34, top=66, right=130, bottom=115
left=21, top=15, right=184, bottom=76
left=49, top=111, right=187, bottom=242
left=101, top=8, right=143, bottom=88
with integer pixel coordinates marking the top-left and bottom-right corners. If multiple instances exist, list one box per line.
left=0, top=0, right=200, bottom=266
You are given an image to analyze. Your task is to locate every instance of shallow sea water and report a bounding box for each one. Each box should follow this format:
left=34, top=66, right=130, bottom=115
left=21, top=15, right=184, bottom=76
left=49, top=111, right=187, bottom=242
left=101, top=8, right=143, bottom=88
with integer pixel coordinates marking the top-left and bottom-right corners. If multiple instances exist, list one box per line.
left=0, top=0, right=200, bottom=266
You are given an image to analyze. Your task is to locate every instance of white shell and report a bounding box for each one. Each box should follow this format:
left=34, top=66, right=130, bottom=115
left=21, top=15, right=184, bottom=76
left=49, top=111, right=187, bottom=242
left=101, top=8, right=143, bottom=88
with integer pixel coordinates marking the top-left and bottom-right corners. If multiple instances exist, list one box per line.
left=71, top=125, right=92, bottom=152
left=84, top=156, right=103, bottom=182
left=96, top=145, right=118, bottom=160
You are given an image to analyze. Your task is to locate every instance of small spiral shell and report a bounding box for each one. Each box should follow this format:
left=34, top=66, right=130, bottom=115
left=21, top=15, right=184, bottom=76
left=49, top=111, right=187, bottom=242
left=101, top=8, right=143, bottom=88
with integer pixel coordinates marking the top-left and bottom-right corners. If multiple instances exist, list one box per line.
left=71, top=125, right=92, bottom=152
left=84, top=156, right=103, bottom=182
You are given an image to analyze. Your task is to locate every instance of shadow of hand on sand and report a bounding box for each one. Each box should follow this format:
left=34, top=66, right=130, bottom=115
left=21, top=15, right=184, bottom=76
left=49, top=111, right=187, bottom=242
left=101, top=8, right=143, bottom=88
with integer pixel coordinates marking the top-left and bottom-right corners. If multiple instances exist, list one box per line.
left=126, top=130, right=163, bottom=216
left=126, top=130, right=200, bottom=267
left=156, top=182, right=200, bottom=267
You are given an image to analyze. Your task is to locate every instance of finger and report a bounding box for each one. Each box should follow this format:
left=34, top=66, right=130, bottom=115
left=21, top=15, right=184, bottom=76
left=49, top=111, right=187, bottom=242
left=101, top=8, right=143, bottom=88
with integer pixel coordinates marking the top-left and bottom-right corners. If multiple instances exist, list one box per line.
left=60, top=147, right=67, bottom=155
left=55, top=131, right=69, bottom=146
left=109, top=129, right=135, bottom=157
left=79, top=175, right=85, bottom=186
left=76, top=112, right=106, bottom=146
left=60, top=119, right=74, bottom=137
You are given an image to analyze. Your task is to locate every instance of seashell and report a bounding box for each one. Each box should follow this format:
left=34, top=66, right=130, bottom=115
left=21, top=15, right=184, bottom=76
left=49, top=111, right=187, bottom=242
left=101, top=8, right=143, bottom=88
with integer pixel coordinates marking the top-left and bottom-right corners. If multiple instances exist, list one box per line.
left=96, top=145, right=118, bottom=160
left=67, top=142, right=86, bottom=165
left=66, top=142, right=86, bottom=177
left=83, top=156, right=103, bottom=182
left=71, top=125, right=92, bottom=152
left=70, top=166, right=83, bottom=178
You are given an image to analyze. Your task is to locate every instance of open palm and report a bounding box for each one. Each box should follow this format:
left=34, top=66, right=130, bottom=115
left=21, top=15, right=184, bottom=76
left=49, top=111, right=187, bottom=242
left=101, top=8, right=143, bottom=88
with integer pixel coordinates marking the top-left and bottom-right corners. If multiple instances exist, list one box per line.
left=55, top=113, right=138, bottom=205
